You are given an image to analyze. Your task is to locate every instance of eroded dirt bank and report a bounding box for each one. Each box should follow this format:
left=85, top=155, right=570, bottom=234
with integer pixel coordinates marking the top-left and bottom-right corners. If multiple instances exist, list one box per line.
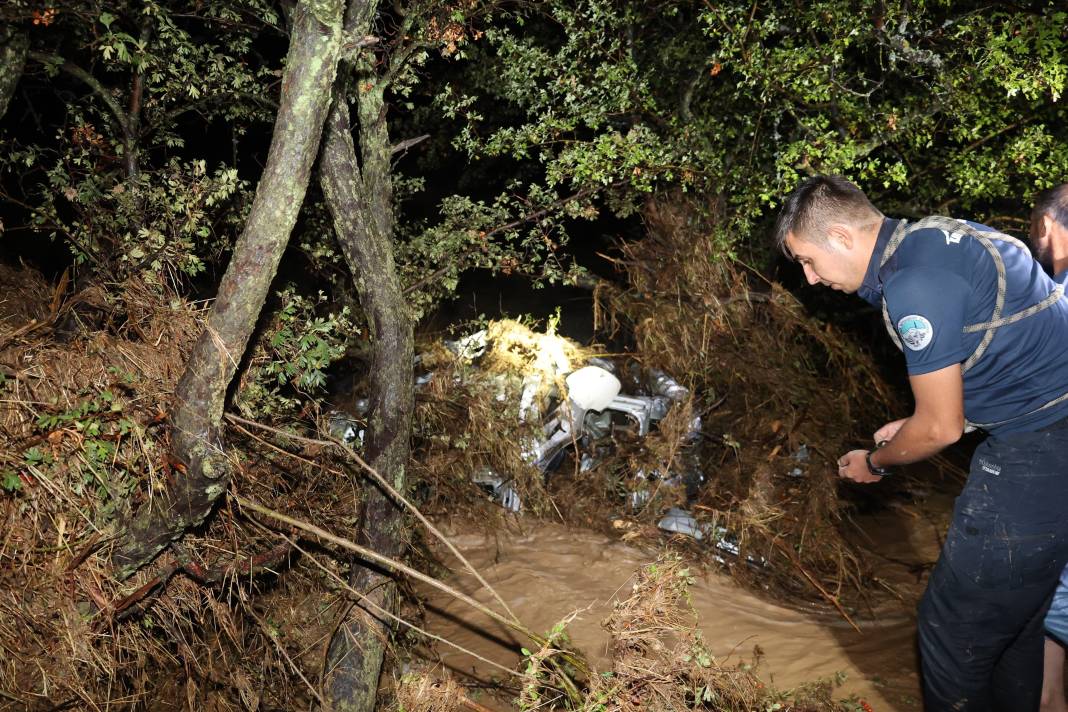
left=416, top=509, right=948, bottom=711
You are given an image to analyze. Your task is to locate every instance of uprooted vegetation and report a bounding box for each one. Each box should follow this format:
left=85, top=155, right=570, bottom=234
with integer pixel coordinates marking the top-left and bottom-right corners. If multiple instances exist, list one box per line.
left=598, top=198, right=895, bottom=603
left=0, top=194, right=907, bottom=709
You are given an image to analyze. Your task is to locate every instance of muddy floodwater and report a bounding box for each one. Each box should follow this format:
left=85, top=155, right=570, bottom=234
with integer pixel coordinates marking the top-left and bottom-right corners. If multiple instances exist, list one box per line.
left=418, top=505, right=948, bottom=711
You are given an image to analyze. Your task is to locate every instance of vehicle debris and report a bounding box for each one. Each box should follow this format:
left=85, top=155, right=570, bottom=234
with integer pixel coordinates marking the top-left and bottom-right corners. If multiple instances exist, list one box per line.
left=348, top=327, right=726, bottom=555
left=788, top=444, right=809, bottom=478
left=657, top=507, right=705, bottom=540
left=656, top=508, right=767, bottom=567
left=471, top=468, right=522, bottom=512
left=327, top=411, right=364, bottom=447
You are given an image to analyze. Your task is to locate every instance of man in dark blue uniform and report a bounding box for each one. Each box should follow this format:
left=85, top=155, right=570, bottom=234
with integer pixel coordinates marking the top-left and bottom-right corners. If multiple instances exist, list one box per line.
left=1030, top=183, right=1068, bottom=712
left=1032, top=184, right=1068, bottom=282
left=775, top=175, right=1068, bottom=711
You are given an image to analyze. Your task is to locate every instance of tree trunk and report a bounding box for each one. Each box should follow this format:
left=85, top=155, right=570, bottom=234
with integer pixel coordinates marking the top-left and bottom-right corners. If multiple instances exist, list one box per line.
left=113, top=0, right=345, bottom=578
left=319, top=2, right=414, bottom=708
left=0, top=26, right=28, bottom=121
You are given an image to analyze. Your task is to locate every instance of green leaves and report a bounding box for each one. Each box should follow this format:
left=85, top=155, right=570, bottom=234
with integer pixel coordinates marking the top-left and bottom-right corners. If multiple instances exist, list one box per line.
left=424, top=0, right=1068, bottom=273
left=19, top=384, right=148, bottom=520
left=2, top=0, right=277, bottom=285
left=0, top=471, right=22, bottom=493
left=237, top=286, right=358, bottom=417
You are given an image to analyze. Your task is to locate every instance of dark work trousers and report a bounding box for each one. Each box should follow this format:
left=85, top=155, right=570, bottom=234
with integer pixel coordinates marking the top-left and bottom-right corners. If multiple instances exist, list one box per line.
left=918, top=422, right=1068, bottom=711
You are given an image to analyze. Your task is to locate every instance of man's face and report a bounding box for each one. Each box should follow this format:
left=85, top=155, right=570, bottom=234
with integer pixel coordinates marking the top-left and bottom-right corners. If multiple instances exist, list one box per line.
left=784, top=230, right=865, bottom=293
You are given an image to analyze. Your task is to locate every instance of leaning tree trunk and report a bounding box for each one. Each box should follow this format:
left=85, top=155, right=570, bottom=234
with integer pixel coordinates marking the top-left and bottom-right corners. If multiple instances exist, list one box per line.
left=0, top=26, right=28, bottom=121
left=319, top=2, right=414, bottom=708
left=113, top=0, right=345, bottom=577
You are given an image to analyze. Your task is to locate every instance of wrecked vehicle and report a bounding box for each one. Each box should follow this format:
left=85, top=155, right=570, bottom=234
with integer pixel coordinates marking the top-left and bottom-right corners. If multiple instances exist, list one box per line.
left=439, top=332, right=704, bottom=513
left=329, top=323, right=766, bottom=566
left=333, top=326, right=768, bottom=555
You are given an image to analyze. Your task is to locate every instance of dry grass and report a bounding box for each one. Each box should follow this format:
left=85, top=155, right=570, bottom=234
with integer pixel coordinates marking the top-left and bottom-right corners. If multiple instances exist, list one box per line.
left=0, top=266, right=351, bottom=708
left=589, top=555, right=771, bottom=711
left=394, top=671, right=466, bottom=712
left=583, top=556, right=868, bottom=711
left=0, top=271, right=202, bottom=706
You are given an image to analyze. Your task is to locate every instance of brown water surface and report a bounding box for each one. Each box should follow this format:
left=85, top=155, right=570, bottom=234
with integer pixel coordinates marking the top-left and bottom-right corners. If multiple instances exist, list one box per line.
left=418, top=513, right=940, bottom=711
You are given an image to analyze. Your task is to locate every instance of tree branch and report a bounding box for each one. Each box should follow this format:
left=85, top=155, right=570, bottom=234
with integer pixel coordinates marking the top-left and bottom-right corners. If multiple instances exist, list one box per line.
left=390, top=133, right=429, bottom=155
left=112, top=0, right=345, bottom=578
left=402, top=182, right=615, bottom=296
left=28, top=51, right=132, bottom=139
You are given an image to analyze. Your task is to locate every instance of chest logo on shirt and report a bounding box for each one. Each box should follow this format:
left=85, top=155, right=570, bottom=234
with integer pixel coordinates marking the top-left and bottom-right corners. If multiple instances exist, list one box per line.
left=941, top=229, right=964, bottom=245
left=897, top=314, right=933, bottom=351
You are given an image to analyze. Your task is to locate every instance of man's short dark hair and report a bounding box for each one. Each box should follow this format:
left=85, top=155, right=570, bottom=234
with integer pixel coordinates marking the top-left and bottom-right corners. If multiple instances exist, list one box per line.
left=1032, top=184, right=1068, bottom=233
left=773, top=175, right=883, bottom=257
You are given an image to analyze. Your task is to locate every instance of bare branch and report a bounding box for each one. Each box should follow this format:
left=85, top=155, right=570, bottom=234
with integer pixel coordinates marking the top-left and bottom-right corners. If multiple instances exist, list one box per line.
left=28, top=51, right=132, bottom=138
left=390, top=133, right=429, bottom=155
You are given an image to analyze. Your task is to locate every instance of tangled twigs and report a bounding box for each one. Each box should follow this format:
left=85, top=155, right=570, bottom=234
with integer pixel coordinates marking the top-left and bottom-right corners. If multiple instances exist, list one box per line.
left=0, top=268, right=70, bottom=349
left=225, top=412, right=521, bottom=626
left=234, top=493, right=587, bottom=701
left=65, top=532, right=105, bottom=572
left=106, top=543, right=294, bottom=622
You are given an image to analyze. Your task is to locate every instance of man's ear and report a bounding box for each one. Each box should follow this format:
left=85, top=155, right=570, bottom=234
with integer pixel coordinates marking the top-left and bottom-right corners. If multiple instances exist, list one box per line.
left=1042, top=214, right=1056, bottom=240
left=826, top=223, right=854, bottom=251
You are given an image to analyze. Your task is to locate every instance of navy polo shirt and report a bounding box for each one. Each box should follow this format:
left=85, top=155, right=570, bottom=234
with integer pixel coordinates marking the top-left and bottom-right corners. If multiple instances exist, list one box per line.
left=858, top=217, right=1068, bottom=434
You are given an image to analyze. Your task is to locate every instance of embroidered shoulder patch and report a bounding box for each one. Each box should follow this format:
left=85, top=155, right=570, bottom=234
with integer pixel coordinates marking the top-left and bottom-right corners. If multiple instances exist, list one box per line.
left=897, top=314, right=933, bottom=351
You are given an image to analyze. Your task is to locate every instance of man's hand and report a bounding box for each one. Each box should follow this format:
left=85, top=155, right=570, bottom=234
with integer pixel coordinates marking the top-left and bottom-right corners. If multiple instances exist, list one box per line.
left=837, top=449, right=884, bottom=483
left=874, top=418, right=908, bottom=444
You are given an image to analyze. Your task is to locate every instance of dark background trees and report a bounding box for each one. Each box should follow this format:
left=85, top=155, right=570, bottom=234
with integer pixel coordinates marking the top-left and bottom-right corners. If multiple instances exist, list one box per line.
left=0, top=0, right=1065, bottom=708
left=4, top=0, right=1066, bottom=319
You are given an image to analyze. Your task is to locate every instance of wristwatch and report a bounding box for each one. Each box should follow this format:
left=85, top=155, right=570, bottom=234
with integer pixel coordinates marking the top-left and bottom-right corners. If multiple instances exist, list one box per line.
left=866, top=442, right=894, bottom=477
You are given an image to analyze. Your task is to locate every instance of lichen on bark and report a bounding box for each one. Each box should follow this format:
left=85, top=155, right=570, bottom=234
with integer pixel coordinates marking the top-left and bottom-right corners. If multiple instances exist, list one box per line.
left=0, top=26, right=28, bottom=121
left=113, top=0, right=345, bottom=577
left=318, top=1, right=415, bottom=708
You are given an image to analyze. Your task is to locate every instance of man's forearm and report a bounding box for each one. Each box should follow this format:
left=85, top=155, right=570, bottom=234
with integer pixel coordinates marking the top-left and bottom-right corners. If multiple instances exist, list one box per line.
left=869, top=414, right=961, bottom=468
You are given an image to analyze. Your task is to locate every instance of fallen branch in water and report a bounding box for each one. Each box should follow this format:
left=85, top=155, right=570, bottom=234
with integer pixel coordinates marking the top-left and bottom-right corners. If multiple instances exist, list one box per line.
left=771, top=537, right=861, bottom=633
left=234, top=492, right=587, bottom=701
left=263, top=524, right=528, bottom=682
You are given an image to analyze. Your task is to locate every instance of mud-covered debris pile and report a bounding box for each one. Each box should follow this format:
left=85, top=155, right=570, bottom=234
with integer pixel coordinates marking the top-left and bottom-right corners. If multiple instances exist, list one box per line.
left=596, top=196, right=899, bottom=603
left=588, top=555, right=857, bottom=711
left=408, top=202, right=899, bottom=610
left=406, top=320, right=712, bottom=525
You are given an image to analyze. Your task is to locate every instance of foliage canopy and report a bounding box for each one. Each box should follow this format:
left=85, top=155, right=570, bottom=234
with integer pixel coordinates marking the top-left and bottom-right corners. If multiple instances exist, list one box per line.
left=2, top=0, right=1066, bottom=303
